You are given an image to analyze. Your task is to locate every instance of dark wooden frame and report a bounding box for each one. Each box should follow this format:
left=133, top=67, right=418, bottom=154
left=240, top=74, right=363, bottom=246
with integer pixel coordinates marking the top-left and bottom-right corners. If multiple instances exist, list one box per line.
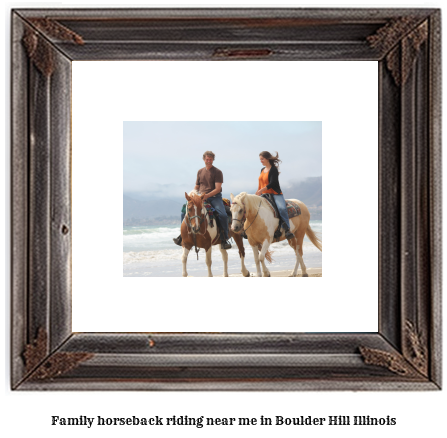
left=11, top=8, right=441, bottom=390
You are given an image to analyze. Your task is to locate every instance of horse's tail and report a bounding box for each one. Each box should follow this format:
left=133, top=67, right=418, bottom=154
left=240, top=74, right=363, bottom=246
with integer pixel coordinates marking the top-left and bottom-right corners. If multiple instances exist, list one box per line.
left=257, top=244, right=274, bottom=264
left=305, top=224, right=322, bottom=252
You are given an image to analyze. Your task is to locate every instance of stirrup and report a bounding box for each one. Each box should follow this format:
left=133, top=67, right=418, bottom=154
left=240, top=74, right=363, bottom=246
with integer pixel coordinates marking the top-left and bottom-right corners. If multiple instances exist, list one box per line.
left=221, top=240, right=232, bottom=250
left=173, top=235, right=182, bottom=246
left=285, top=230, right=294, bottom=240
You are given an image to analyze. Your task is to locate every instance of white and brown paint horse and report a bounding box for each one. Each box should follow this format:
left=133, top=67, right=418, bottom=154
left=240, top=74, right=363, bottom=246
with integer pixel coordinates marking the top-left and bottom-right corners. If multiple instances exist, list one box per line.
left=181, top=191, right=251, bottom=277
left=230, top=192, right=322, bottom=277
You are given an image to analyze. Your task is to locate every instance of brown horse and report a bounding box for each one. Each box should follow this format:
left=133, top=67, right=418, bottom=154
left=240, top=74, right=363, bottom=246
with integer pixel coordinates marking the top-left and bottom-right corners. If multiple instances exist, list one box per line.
left=181, top=191, right=251, bottom=277
left=230, top=192, right=322, bottom=277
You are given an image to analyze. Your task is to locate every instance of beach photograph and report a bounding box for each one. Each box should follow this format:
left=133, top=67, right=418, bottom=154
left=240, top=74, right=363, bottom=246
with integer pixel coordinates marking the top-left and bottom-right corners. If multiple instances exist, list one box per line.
left=123, top=121, right=322, bottom=277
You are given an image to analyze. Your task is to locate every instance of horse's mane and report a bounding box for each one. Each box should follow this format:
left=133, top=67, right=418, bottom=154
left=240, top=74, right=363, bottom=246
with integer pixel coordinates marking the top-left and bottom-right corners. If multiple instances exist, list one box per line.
left=188, top=189, right=200, bottom=197
left=233, top=192, right=270, bottom=212
left=187, top=190, right=204, bottom=208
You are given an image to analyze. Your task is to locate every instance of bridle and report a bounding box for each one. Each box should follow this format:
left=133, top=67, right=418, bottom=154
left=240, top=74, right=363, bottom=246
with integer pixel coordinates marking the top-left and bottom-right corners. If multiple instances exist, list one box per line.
left=231, top=204, right=245, bottom=225
left=186, top=202, right=205, bottom=231
left=231, top=199, right=262, bottom=234
left=185, top=199, right=207, bottom=259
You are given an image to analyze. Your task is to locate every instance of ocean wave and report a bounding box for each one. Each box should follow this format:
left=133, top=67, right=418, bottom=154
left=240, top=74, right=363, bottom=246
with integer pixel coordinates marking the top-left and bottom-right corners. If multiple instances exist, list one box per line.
left=124, top=249, right=184, bottom=264
left=123, top=240, right=321, bottom=265
left=123, top=226, right=179, bottom=236
left=123, top=222, right=322, bottom=255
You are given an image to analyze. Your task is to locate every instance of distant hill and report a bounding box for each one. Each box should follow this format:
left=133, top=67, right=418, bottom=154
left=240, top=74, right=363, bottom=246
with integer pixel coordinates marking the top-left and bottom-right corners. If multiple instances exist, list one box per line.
left=124, top=177, right=322, bottom=224
left=285, top=176, right=322, bottom=206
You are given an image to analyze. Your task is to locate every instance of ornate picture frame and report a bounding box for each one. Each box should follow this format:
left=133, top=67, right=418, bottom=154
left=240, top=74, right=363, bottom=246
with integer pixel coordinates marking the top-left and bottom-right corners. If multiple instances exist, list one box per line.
left=11, top=8, right=441, bottom=390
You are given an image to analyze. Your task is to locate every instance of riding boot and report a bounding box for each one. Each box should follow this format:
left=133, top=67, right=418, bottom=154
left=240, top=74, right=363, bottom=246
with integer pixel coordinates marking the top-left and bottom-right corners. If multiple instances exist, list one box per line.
left=274, top=221, right=282, bottom=239
left=221, top=227, right=232, bottom=249
left=218, top=222, right=232, bottom=249
left=173, top=234, right=182, bottom=246
left=281, top=223, right=294, bottom=240
left=221, top=240, right=232, bottom=250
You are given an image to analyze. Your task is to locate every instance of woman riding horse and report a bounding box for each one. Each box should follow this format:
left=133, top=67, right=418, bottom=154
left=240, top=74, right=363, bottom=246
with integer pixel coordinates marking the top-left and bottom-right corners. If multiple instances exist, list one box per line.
left=230, top=151, right=322, bottom=277
left=256, top=151, right=294, bottom=240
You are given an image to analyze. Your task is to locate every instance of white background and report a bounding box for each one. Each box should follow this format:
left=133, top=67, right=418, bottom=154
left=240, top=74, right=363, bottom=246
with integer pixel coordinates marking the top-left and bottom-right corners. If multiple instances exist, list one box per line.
left=2, top=1, right=445, bottom=438
left=72, top=61, right=378, bottom=332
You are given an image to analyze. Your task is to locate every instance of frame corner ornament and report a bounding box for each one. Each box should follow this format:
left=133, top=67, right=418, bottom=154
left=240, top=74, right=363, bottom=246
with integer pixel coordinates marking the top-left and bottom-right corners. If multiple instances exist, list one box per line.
left=359, top=346, right=424, bottom=380
left=23, top=328, right=94, bottom=381
left=27, top=352, right=94, bottom=381
left=367, top=18, right=429, bottom=86
left=22, top=17, right=84, bottom=76
left=404, top=320, right=428, bottom=377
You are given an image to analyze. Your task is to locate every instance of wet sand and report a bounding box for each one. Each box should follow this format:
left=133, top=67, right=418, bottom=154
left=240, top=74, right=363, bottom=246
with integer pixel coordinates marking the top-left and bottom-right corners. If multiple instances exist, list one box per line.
left=218, top=268, right=322, bottom=277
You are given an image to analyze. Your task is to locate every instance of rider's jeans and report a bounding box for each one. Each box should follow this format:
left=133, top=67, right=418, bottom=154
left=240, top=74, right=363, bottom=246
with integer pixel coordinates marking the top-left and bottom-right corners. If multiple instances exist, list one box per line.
left=207, top=193, right=229, bottom=241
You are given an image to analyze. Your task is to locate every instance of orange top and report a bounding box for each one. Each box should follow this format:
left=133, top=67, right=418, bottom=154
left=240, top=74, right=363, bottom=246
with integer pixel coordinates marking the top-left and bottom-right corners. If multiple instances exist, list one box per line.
left=258, top=169, right=281, bottom=195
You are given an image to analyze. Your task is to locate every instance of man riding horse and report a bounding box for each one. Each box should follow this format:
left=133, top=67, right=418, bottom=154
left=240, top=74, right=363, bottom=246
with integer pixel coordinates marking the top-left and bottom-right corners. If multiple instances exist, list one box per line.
left=173, top=151, right=232, bottom=250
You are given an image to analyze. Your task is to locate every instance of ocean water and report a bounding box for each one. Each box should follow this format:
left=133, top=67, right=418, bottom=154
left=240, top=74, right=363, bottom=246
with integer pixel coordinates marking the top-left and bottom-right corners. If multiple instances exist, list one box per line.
left=123, top=221, right=322, bottom=277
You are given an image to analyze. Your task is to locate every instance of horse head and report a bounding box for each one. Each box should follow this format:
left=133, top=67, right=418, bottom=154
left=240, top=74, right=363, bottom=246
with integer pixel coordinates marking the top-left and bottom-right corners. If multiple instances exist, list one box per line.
left=230, top=192, right=246, bottom=233
left=185, top=191, right=206, bottom=234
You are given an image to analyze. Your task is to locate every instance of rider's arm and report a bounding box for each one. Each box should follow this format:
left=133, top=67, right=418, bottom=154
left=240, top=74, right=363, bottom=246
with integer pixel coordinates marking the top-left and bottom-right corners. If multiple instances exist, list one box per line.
left=195, top=171, right=201, bottom=193
left=203, top=182, right=222, bottom=200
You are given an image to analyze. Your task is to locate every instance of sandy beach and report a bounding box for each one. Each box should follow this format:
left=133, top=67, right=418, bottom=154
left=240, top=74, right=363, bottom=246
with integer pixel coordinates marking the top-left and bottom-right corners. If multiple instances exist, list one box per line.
left=214, top=268, right=322, bottom=277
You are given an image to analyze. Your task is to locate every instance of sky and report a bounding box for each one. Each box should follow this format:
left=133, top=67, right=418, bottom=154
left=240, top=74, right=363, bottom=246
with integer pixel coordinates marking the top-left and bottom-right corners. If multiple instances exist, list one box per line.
left=123, top=121, right=322, bottom=200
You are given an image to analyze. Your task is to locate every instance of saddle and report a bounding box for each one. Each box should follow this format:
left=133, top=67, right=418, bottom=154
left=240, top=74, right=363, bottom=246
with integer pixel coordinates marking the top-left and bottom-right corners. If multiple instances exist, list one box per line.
left=203, top=198, right=232, bottom=229
left=261, top=194, right=302, bottom=219
left=202, top=201, right=215, bottom=227
left=261, top=194, right=301, bottom=241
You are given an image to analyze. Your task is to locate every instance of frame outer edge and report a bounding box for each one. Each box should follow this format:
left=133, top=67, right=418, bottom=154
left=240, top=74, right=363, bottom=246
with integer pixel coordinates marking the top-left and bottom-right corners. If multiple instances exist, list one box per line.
left=10, top=7, right=442, bottom=391
left=428, top=10, right=442, bottom=388
left=12, top=7, right=438, bottom=20
left=11, top=12, right=29, bottom=388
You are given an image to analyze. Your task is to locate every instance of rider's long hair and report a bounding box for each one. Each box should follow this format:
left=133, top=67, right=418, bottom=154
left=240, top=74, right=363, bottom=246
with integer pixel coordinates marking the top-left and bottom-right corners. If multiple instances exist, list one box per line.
left=259, top=151, right=281, bottom=172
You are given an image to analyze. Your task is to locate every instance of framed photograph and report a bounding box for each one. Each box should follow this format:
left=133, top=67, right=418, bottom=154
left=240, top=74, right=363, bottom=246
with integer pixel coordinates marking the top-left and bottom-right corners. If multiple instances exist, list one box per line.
left=11, top=8, right=441, bottom=390
left=121, top=121, right=323, bottom=280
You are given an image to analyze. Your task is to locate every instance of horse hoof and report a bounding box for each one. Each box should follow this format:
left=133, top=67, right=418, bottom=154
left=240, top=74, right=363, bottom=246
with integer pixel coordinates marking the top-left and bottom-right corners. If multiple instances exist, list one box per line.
left=302, top=273, right=309, bottom=277
left=263, top=272, right=271, bottom=277
left=288, top=274, right=296, bottom=277
left=244, top=271, right=250, bottom=277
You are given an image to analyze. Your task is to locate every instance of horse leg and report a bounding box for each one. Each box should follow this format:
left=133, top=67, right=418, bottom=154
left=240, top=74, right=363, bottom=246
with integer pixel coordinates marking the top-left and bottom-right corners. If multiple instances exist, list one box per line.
left=297, top=242, right=308, bottom=277
left=205, top=246, right=213, bottom=277
left=240, top=254, right=250, bottom=277
left=251, top=245, right=262, bottom=277
left=288, top=232, right=307, bottom=277
left=259, top=240, right=271, bottom=277
left=232, top=232, right=250, bottom=277
left=220, top=248, right=229, bottom=277
left=181, top=247, right=190, bottom=277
